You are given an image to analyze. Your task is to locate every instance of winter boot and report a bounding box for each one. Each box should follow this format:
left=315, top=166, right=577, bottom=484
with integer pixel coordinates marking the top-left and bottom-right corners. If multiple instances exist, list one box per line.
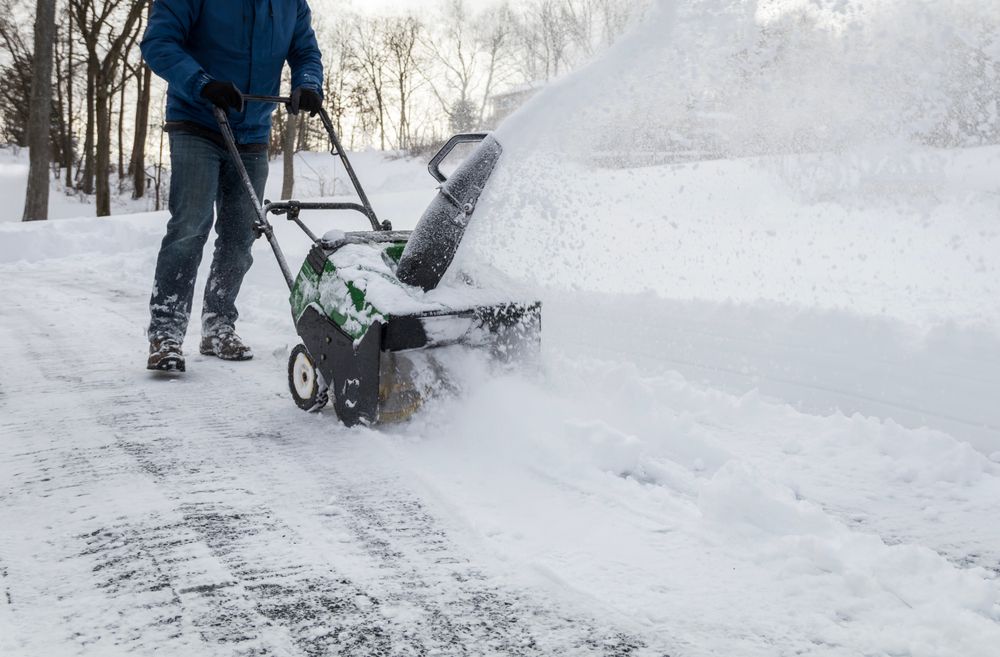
left=148, top=338, right=185, bottom=372
left=200, top=329, right=254, bottom=361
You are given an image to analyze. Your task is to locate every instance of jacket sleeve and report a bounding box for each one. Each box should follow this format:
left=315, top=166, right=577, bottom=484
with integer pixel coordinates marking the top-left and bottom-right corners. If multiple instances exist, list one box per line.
left=140, top=0, right=211, bottom=101
left=287, top=0, right=324, bottom=94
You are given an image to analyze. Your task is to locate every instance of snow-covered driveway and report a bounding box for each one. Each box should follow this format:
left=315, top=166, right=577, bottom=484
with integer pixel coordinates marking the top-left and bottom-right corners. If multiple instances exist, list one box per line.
left=0, top=242, right=664, bottom=656
left=1, top=212, right=998, bottom=656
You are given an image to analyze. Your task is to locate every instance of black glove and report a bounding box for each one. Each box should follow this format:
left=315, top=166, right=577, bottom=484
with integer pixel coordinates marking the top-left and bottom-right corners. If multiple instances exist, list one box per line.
left=201, top=80, right=244, bottom=112
left=289, top=87, right=322, bottom=116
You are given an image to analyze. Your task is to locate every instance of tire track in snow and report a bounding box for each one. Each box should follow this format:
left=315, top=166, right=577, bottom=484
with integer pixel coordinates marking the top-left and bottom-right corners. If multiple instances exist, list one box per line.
left=112, top=423, right=398, bottom=656
left=107, top=390, right=659, bottom=656
left=0, top=271, right=402, bottom=656
left=262, top=434, right=653, bottom=656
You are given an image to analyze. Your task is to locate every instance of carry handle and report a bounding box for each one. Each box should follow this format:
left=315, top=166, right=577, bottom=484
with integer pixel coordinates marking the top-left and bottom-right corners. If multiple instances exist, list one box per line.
left=428, top=133, right=489, bottom=183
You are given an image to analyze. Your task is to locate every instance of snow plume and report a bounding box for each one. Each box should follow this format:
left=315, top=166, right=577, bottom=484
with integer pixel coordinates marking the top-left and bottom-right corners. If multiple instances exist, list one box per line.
left=459, top=0, right=1000, bottom=327
left=499, top=0, right=1000, bottom=160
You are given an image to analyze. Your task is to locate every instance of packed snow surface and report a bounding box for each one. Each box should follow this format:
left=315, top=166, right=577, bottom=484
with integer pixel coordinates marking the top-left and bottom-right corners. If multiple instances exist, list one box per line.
left=2, top=1, right=999, bottom=655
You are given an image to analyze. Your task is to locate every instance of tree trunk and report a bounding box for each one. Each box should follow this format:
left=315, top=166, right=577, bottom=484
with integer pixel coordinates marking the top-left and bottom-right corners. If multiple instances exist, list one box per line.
left=117, top=69, right=126, bottom=192
left=82, top=56, right=96, bottom=194
left=94, top=81, right=112, bottom=216
left=281, top=109, right=295, bottom=200
left=22, top=0, right=57, bottom=222
left=397, top=73, right=408, bottom=150
left=64, top=29, right=74, bottom=189
left=130, top=62, right=151, bottom=198
left=53, top=24, right=67, bottom=172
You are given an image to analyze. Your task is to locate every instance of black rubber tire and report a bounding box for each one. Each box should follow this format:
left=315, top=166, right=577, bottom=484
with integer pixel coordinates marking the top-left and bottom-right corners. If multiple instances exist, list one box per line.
left=288, top=344, right=327, bottom=412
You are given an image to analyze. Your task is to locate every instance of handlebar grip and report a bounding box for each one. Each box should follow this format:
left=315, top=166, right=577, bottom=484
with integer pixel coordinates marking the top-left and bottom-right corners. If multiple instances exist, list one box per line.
left=240, top=94, right=293, bottom=105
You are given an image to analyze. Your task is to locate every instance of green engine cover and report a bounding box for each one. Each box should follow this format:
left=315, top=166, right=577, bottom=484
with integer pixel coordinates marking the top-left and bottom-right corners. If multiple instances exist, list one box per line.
left=290, top=235, right=409, bottom=342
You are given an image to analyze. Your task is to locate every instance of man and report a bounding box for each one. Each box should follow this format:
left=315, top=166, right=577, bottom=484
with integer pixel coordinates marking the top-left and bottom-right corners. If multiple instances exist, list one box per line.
left=140, top=0, right=324, bottom=372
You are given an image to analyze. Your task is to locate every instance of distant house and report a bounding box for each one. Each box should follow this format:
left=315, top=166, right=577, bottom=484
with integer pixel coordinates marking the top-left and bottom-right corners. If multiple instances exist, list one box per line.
left=487, top=83, right=544, bottom=127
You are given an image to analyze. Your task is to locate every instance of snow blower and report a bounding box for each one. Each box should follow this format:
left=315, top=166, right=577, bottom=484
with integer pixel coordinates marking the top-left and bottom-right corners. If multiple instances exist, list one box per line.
left=214, top=96, right=540, bottom=427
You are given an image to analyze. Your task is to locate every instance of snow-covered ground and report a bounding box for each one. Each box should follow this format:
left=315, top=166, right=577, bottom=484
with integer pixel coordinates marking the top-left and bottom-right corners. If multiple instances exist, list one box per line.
left=3, top=1, right=1000, bottom=655
left=2, top=140, right=998, bottom=655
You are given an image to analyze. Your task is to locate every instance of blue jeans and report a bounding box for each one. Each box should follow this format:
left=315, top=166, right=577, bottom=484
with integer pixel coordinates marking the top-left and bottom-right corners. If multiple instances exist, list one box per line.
left=148, top=132, right=269, bottom=342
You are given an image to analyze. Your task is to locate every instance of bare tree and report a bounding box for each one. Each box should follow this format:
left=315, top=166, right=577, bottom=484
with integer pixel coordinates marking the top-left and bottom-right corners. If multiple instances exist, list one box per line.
left=347, top=17, right=390, bottom=150
left=271, top=0, right=640, bottom=152
left=560, top=0, right=597, bottom=59
left=422, top=0, right=520, bottom=132
left=317, top=19, right=351, bottom=148
left=280, top=109, right=296, bottom=199
left=116, top=53, right=127, bottom=191
left=52, top=18, right=75, bottom=184
left=0, top=1, right=33, bottom=146
left=70, top=0, right=145, bottom=216
left=127, top=0, right=153, bottom=199
left=473, top=2, right=517, bottom=125
left=531, top=0, right=571, bottom=80
left=129, top=59, right=152, bottom=198
left=596, top=0, right=633, bottom=47
left=63, top=16, right=75, bottom=188
left=423, top=0, right=478, bottom=130
left=384, top=16, right=422, bottom=150
left=22, top=0, right=57, bottom=222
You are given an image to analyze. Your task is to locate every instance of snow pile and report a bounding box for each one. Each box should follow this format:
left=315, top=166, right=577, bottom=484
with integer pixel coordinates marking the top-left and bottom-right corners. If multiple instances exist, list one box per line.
left=398, top=4, right=1000, bottom=643
left=0, top=148, right=103, bottom=222
left=399, top=352, right=1000, bottom=655
left=0, top=212, right=167, bottom=264
left=287, top=150, right=430, bottom=200
left=0, top=146, right=433, bottom=226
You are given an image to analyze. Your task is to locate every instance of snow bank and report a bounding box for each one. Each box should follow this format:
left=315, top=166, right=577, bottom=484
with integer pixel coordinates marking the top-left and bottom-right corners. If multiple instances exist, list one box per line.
left=0, top=213, right=166, bottom=265
left=288, top=150, right=430, bottom=199
left=544, top=291, right=1000, bottom=454
left=0, top=146, right=433, bottom=227
left=0, top=148, right=97, bottom=222
left=398, top=351, right=1000, bottom=656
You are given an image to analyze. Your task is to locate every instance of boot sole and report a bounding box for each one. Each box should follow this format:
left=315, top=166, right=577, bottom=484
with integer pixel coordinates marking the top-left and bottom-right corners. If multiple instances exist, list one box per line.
left=200, top=348, right=254, bottom=362
left=148, top=355, right=186, bottom=372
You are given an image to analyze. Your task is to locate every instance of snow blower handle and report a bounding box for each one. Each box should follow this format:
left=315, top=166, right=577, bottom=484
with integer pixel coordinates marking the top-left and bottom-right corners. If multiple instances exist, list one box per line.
left=239, top=94, right=382, bottom=232
left=428, top=133, right=490, bottom=183
left=213, top=94, right=389, bottom=291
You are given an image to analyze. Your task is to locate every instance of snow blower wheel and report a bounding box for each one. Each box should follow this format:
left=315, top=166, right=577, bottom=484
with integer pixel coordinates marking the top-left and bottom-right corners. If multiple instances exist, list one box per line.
left=288, top=345, right=328, bottom=412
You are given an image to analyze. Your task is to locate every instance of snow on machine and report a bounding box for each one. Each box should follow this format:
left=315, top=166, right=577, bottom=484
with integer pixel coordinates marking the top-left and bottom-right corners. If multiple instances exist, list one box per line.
left=213, top=96, right=540, bottom=426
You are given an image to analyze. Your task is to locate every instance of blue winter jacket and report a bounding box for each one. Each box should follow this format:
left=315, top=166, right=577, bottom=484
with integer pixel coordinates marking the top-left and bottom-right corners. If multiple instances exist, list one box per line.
left=141, top=0, right=324, bottom=144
